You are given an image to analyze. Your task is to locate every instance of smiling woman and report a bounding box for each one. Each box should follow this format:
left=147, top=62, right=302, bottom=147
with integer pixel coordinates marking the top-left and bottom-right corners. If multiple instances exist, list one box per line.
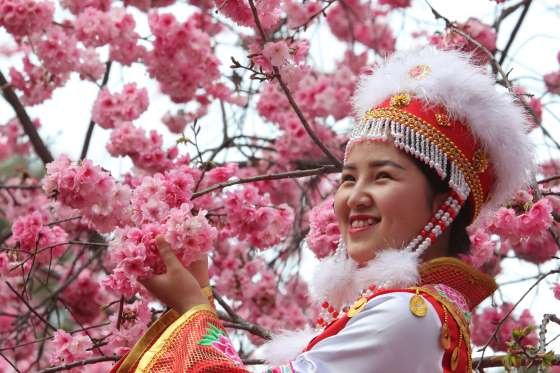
left=336, top=141, right=447, bottom=264
left=112, top=47, right=534, bottom=373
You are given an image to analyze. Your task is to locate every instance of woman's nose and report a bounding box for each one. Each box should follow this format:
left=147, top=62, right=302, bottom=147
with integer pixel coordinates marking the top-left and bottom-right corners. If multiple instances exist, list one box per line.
left=347, top=184, right=373, bottom=209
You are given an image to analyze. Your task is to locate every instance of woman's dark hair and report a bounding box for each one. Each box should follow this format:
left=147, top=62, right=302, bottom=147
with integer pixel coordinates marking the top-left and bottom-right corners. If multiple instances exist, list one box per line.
left=412, top=158, right=472, bottom=257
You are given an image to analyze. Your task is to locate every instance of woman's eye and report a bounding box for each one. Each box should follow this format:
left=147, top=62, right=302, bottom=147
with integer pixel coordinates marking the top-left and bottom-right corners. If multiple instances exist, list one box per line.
left=375, top=171, right=392, bottom=180
left=340, top=174, right=355, bottom=183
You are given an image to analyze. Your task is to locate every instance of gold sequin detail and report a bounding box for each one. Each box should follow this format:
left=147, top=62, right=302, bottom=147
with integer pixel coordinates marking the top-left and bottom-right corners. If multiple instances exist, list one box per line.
left=450, top=347, right=460, bottom=371
left=440, top=306, right=451, bottom=350
left=408, top=64, right=432, bottom=80
left=472, top=149, right=489, bottom=173
left=390, top=92, right=412, bottom=109
left=347, top=296, right=368, bottom=318
left=363, top=107, right=485, bottom=217
left=435, top=112, right=451, bottom=127
left=410, top=290, right=428, bottom=317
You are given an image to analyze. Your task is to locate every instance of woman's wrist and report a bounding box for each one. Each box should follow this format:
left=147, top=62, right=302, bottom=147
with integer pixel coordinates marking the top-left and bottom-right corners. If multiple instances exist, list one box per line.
left=175, top=288, right=209, bottom=314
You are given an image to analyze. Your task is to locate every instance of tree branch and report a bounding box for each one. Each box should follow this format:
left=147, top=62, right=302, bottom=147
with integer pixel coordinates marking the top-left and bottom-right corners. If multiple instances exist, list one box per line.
left=191, top=165, right=339, bottom=199
left=80, top=61, right=112, bottom=161
left=498, top=0, right=532, bottom=65
left=0, top=70, right=53, bottom=164
left=246, top=0, right=343, bottom=168
left=38, top=355, right=120, bottom=373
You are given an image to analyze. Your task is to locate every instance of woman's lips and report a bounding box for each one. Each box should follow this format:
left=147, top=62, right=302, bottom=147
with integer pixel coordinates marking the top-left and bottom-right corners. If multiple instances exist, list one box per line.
left=348, top=224, right=376, bottom=234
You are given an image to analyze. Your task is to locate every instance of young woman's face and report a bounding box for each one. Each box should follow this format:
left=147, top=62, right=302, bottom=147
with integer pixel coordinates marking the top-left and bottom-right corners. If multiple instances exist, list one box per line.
left=334, top=141, right=440, bottom=264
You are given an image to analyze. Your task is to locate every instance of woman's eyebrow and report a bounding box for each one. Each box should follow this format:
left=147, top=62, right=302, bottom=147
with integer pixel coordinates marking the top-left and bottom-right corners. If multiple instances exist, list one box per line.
left=343, top=160, right=406, bottom=170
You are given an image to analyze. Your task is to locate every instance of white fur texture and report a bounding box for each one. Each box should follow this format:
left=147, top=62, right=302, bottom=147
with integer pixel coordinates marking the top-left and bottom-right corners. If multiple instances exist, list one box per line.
left=310, top=249, right=420, bottom=309
left=254, top=327, right=316, bottom=365
left=353, top=47, right=534, bottom=223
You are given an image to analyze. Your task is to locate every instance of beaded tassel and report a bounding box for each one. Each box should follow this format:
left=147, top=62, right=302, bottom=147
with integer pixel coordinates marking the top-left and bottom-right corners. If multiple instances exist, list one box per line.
left=405, top=191, right=465, bottom=255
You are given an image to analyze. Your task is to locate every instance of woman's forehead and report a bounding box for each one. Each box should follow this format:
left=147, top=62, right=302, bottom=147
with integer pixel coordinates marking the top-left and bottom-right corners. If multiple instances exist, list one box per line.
left=344, top=141, right=407, bottom=164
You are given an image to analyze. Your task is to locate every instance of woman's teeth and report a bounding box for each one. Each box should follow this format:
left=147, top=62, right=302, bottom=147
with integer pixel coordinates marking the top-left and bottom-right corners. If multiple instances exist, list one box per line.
left=350, top=218, right=375, bottom=228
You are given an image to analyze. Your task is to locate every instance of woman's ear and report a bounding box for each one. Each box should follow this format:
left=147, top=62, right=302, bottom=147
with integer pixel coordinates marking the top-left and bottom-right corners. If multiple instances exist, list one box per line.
left=431, top=192, right=450, bottom=214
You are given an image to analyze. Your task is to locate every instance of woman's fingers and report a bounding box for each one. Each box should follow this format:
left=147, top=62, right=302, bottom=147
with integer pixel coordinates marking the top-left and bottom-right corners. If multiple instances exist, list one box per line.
left=155, top=235, right=179, bottom=269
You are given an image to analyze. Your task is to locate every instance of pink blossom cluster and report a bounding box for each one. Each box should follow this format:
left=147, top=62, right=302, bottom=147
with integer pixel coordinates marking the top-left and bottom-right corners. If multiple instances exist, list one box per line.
left=60, top=0, right=109, bottom=14
left=43, top=155, right=131, bottom=232
left=215, top=0, right=281, bottom=29
left=10, top=57, right=69, bottom=106
left=34, top=26, right=80, bottom=75
left=544, top=71, right=560, bottom=95
left=92, top=83, right=149, bottom=129
left=103, top=224, right=166, bottom=296
left=0, top=0, right=54, bottom=36
left=101, top=300, right=152, bottom=356
left=379, top=0, right=410, bottom=8
left=307, top=197, right=339, bottom=258
left=104, top=208, right=216, bottom=296
left=48, top=330, right=92, bottom=366
left=162, top=111, right=189, bottom=133
left=430, top=18, right=496, bottom=65
left=75, top=7, right=117, bottom=46
left=327, top=0, right=395, bottom=55
left=211, top=241, right=314, bottom=338
left=10, top=211, right=69, bottom=265
left=462, top=228, right=502, bottom=276
left=0, top=118, right=36, bottom=161
left=145, top=12, right=220, bottom=103
left=61, top=269, right=105, bottom=324
left=107, top=122, right=178, bottom=171
left=283, top=0, right=321, bottom=29
left=471, top=303, right=538, bottom=352
left=76, top=48, right=106, bottom=81
left=129, top=167, right=196, bottom=225
left=484, top=198, right=556, bottom=264
left=553, top=283, right=560, bottom=300
left=164, top=204, right=217, bottom=265
left=262, top=41, right=291, bottom=67
left=223, top=185, right=294, bottom=248
left=124, top=0, right=176, bottom=11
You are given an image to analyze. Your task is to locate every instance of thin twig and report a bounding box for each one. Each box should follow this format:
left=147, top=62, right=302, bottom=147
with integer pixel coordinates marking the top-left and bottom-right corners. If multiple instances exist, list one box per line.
left=498, top=0, right=532, bottom=65
left=38, top=355, right=120, bottom=373
left=246, top=0, right=342, bottom=168
left=4, top=281, right=57, bottom=331
left=80, top=61, right=112, bottom=160
left=476, top=269, right=560, bottom=369
left=191, top=165, right=338, bottom=199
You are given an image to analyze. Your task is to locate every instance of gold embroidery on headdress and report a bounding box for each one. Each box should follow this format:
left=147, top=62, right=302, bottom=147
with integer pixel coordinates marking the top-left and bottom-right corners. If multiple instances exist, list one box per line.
left=408, top=64, right=432, bottom=80
left=472, top=149, right=489, bottom=173
left=435, top=113, right=451, bottom=127
left=390, top=92, right=411, bottom=109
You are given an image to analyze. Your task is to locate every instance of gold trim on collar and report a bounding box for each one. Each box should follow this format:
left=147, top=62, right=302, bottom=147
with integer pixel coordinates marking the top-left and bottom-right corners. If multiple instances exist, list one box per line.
left=116, top=309, right=180, bottom=372
left=419, top=257, right=497, bottom=311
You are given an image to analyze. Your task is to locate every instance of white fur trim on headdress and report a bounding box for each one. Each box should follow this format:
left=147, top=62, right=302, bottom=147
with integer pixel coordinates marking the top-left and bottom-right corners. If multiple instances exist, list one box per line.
left=353, top=47, right=534, bottom=223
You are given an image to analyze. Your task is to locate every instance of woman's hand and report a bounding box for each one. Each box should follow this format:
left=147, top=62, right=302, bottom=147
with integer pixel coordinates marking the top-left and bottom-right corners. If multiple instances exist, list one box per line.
left=140, top=236, right=208, bottom=314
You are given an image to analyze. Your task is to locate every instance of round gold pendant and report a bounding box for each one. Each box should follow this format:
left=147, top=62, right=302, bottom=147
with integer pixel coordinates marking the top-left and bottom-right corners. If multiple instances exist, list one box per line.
left=409, top=294, right=427, bottom=317
left=450, top=347, right=459, bottom=371
left=347, top=297, right=368, bottom=318
left=440, top=324, right=451, bottom=350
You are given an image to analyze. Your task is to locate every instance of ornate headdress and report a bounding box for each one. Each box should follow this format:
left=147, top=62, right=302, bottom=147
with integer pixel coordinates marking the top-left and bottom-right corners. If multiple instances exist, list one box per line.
left=347, top=47, right=534, bottom=257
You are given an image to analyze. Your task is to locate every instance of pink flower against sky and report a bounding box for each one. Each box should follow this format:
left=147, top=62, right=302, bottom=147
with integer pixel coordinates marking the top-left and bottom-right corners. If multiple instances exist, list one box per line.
left=262, top=41, right=291, bottom=67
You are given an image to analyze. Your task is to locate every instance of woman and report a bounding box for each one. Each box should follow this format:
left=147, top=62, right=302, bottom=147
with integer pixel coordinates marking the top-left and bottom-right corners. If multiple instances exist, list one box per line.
left=111, top=47, right=533, bottom=372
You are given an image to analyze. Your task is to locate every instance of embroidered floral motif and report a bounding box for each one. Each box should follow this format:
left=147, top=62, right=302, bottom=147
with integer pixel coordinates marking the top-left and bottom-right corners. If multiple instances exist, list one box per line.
left=198, top=323, right=243, bottom=364
left=262, top=364, right=294, bottom=373
left=434, top=284, right=471, bottom=322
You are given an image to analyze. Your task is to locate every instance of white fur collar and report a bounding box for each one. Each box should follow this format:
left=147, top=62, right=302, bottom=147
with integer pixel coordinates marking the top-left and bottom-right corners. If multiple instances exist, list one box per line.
left=258, top=249, right=421, bottom=365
